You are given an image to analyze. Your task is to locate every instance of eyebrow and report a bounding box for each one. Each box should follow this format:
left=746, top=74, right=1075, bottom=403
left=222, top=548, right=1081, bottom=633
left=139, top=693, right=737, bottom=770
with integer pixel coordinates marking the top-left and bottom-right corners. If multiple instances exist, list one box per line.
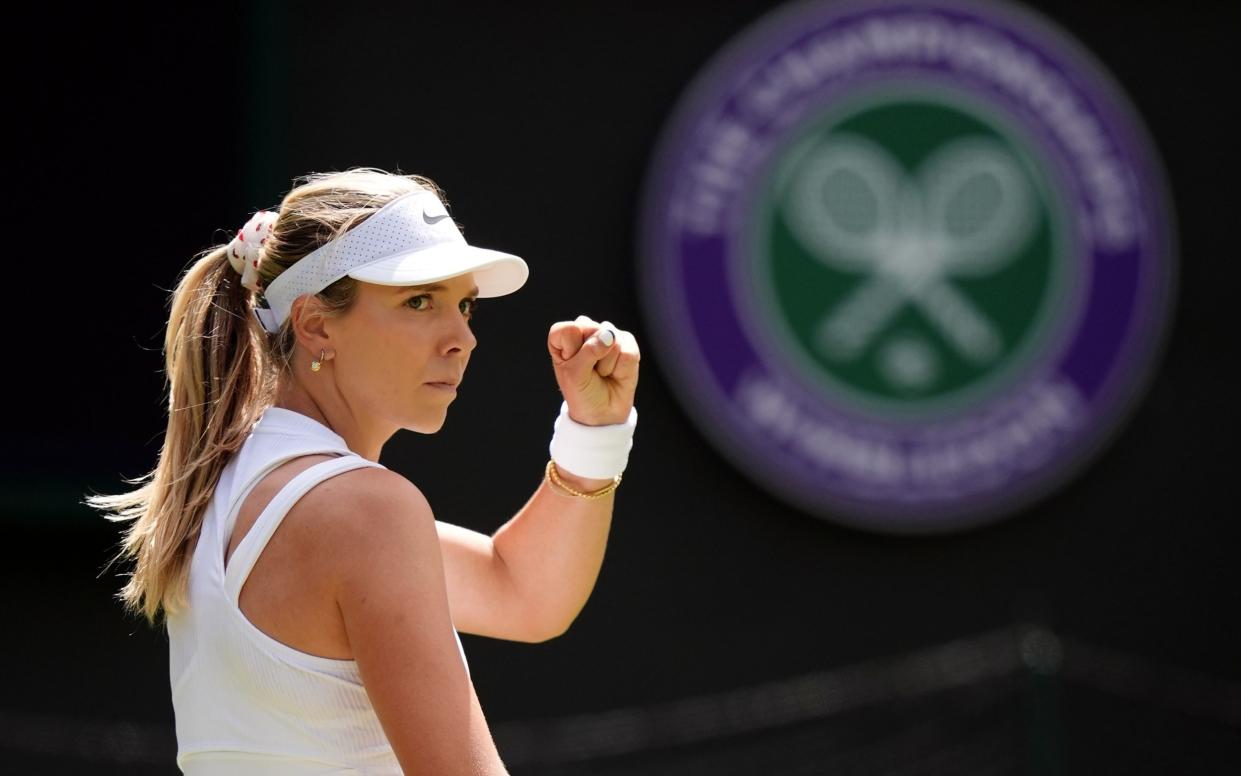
left=397, top=283, right=480, bottom=297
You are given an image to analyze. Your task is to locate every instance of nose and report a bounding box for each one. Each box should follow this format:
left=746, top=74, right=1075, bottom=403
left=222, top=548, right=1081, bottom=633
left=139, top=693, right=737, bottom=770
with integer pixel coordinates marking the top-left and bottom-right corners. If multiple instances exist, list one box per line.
left=442, top=309, right=477, bottom=355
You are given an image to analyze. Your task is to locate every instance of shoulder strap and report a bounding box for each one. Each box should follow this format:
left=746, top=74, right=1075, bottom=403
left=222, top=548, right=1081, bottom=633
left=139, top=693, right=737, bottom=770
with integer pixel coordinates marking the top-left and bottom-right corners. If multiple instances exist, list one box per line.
left=224, top=454, right=384, bottom=603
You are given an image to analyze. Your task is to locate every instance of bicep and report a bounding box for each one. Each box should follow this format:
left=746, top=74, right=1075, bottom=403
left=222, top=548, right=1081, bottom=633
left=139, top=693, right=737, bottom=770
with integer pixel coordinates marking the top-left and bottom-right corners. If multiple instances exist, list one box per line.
left=436, top=520, right=538, bottom=642
left=328, top=471, right=508, bottom=775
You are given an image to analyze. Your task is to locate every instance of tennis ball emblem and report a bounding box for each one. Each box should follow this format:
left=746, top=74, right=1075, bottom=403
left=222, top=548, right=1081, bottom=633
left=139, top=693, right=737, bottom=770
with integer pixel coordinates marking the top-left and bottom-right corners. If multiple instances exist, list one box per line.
left=639, top=0, right=1175, bottom=533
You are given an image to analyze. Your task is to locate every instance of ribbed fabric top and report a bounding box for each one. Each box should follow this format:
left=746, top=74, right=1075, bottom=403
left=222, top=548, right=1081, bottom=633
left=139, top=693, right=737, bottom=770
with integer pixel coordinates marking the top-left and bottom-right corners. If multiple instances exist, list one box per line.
left=167, top=406, right=470, bottom=775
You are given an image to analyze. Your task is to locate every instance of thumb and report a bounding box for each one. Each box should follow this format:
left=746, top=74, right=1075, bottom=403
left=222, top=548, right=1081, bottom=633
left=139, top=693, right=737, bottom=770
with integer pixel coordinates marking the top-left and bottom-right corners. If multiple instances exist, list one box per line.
left=576, top=326, right=616, bottom=362
left=561, top=327, right=616, bottom=384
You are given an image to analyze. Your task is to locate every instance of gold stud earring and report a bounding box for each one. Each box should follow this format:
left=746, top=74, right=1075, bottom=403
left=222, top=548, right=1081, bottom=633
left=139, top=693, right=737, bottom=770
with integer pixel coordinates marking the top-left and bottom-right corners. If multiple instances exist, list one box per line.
left=310, top=349, right=325, bottom=372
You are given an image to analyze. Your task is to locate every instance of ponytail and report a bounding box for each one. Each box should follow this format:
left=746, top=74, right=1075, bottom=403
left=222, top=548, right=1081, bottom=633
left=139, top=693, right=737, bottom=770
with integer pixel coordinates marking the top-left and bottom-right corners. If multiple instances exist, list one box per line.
left=84, top=245, right=272, bottom=625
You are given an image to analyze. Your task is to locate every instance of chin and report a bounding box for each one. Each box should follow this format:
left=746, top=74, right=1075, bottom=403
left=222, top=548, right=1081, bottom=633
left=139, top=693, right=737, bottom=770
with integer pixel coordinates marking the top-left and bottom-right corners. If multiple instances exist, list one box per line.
left=404, top=410, right=449, bottom=435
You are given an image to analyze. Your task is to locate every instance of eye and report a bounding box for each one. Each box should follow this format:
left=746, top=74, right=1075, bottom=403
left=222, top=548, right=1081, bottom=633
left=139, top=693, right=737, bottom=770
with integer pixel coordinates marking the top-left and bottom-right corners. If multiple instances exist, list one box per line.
left=459, top=298, right=479, bottom=319
left=405, top=294, right=432, bottom=311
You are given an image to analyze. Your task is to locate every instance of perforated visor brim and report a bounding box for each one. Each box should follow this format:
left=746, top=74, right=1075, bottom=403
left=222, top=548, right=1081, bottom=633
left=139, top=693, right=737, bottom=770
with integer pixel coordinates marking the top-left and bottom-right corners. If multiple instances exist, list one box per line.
left=346, top=244, right=529, bottom=298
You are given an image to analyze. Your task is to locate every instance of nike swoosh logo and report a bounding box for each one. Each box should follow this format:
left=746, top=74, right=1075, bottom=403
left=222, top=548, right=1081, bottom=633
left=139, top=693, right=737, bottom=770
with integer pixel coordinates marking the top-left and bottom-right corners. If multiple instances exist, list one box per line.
left=423, top=210, right=451, bottom=225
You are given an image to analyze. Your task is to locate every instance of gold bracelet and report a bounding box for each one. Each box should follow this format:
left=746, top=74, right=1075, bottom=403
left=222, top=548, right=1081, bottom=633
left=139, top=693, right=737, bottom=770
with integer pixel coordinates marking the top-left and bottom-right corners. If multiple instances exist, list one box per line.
left=545, top=459, right=622, bottom=500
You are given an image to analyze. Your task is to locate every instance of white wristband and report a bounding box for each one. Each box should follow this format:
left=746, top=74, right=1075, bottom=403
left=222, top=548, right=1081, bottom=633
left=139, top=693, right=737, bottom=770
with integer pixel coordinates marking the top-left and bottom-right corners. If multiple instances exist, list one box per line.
left=548, top=401, right=638, bottom=479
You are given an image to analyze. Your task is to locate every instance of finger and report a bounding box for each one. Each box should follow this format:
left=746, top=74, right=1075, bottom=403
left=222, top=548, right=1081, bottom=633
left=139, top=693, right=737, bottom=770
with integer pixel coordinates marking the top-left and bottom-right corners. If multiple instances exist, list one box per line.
left=560, top=315, right=600, bottom=360
left=608, top=330, right=641, bottom=382
left=574, top=324, right=616, bottom=367
left=560, top=335, right=608, bottom=392
left=557, top=326, right=616, bottom=392
left=594, top=321, right=621, bottom=377
left=548, top=321, right=586, bottom=363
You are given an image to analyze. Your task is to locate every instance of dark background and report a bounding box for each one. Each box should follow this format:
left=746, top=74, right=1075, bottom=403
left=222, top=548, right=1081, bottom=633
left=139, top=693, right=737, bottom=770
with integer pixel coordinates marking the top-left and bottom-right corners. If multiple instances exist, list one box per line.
left=5, top=1, right=1237, bottom=773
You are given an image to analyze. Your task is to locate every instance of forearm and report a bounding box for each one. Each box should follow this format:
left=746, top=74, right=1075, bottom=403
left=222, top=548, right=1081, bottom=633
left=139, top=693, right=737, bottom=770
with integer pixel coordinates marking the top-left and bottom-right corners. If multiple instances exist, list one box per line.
left=491, top=467, right=616, bottom=639
left=497, top=313, right=639, bottom=640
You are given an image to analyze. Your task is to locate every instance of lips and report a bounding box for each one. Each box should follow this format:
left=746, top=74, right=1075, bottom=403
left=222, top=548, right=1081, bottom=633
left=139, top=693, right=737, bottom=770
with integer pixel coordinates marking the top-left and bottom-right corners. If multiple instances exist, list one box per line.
left=424, top=379, right=460, bottom=391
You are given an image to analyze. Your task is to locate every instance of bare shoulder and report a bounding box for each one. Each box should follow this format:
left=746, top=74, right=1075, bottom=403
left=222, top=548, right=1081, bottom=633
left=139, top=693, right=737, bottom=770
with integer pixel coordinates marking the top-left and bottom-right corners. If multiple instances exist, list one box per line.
left=303, top=465, right=509, bottom=773
left=306, top=464, right=429, bottom=526
left=302, top=463, right=425, bottom=508
left=278, top=465, right=419, bottom=557
left=293, top=466, right=439, bottom=590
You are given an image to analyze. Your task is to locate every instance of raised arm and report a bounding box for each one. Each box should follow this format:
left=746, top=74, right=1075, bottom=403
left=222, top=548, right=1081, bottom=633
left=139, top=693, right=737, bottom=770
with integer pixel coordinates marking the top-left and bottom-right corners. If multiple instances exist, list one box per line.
left=329, top=467, right=509, bottom=775
left=437, top=315, right=640, bottom=642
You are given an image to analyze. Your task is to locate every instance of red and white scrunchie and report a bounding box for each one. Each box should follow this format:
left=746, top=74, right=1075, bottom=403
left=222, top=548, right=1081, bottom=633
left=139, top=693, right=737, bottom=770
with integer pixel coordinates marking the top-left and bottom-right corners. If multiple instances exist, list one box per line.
left=227, top=210, right=278, bottom=293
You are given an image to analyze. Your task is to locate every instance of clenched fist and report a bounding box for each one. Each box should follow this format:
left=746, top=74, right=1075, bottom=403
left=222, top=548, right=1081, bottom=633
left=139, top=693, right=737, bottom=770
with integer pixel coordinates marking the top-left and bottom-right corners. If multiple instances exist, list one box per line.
left=547, top=315, right=640, bottom=426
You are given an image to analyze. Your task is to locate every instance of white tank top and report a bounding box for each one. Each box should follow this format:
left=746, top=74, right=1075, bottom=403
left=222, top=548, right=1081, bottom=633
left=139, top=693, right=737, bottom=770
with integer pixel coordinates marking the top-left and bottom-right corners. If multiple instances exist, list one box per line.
left=167, top=406, right=470, bottom=775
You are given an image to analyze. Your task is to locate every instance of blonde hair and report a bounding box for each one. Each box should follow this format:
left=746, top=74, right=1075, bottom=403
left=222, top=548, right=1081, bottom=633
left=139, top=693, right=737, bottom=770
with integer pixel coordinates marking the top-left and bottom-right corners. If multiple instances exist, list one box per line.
left=84, top=167, right=445, bottom=625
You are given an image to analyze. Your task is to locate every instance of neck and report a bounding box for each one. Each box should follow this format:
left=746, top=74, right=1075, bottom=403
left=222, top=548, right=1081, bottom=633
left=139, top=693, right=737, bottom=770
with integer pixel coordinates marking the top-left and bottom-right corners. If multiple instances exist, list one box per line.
left=272, top=377, right=391, bottom=463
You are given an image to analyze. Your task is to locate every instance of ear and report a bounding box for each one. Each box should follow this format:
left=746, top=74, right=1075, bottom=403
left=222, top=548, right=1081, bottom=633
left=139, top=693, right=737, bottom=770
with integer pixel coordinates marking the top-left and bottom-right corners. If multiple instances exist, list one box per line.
left=289, top=295, right=334, bottom=358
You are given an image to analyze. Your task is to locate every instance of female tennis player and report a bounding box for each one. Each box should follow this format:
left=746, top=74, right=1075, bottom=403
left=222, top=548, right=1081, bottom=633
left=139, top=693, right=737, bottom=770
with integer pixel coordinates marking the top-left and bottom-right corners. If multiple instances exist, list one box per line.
left=85, top=167, right=640, bottom=774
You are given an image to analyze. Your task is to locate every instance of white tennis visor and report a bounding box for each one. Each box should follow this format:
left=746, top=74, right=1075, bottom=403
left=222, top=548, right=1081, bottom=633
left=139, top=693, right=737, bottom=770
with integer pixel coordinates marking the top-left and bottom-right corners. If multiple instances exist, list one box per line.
left=253, top=187, right=529, bottom=334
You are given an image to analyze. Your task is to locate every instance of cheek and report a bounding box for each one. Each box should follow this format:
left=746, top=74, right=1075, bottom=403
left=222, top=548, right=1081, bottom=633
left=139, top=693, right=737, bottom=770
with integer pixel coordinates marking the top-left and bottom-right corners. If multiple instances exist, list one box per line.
left=372, top=328, right=436, bottom=379
left=337, top=322, right=399, bottom=383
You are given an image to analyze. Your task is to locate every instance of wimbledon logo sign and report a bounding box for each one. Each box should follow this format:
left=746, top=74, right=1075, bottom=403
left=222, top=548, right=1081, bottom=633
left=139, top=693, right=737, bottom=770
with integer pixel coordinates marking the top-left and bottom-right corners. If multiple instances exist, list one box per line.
left=638, top=0, right=1176, bottom=533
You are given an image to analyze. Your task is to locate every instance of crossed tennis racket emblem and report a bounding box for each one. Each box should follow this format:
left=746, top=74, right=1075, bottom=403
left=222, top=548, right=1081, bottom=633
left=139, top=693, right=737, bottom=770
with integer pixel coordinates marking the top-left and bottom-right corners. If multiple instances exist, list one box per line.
left=780, top=135, right=1037, bottom=367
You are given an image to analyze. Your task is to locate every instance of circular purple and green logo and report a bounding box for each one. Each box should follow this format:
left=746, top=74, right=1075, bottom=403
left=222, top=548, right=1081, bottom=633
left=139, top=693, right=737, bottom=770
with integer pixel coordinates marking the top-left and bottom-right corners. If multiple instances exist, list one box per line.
left=639, top=0, right=1176, bottom=533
